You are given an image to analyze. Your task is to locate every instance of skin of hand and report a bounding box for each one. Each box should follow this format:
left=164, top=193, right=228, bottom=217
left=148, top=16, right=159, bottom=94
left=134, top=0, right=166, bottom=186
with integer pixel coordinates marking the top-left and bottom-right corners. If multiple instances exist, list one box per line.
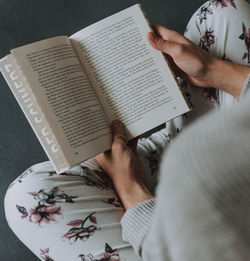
left=95, top=120, right=153, bottom=210
left=95, top=24, right=250, bottom=210
left=148, top=24, right=250, bottom=97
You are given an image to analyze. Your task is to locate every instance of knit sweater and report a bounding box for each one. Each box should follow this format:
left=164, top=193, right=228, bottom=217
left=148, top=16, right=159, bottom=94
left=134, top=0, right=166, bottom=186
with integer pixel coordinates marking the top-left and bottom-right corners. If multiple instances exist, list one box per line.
left=121, top=75, right=250, bottom=261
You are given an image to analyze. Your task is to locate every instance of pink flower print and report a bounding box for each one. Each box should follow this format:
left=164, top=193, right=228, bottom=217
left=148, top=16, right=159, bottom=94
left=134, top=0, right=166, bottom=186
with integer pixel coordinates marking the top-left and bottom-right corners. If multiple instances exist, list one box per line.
left=17, top=187, right=77, bottom=226
left=211, top=0, right=236, bottom=9
left=29, top=205, right=62, bottom=225
left=16, top=204, right=62, bottom=225
left=197, top=0, right=236, bottom=26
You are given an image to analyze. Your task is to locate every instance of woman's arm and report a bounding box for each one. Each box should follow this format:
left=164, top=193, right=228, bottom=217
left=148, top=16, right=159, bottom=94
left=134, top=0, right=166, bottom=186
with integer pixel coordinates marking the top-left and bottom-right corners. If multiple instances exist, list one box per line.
left=96, top=74, right=250, bottom=260
left=148, top=25, right=250, bottom=97
left=96, top=25, right=250, bottom=212
left=95, top=25, right=250, bottom=259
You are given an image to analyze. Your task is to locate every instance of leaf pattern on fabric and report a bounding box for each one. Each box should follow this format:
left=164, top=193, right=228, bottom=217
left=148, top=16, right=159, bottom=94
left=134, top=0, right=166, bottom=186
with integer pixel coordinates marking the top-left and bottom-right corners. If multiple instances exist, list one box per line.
left=239, top=22, right=250, bottom=65
left=63, top=212, right=100, bottom=243
left=67, top=219, right=85, bottom=227
left=78, top=243, right=121, bottom=261
left=197, top=2, right=213, bottom=24
left=89, top=215, right=97, bottom=224
left=40, top=248, right=54, bottom=261
left=101, top=197, right=123, bottom=208
left=199, top=29, right=215, bottom=52
left=16, top=205, right=28, bottom=218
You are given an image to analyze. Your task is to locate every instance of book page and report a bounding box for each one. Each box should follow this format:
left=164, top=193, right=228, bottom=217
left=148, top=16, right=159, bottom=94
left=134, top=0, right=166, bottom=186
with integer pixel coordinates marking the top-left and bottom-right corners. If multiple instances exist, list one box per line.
left=11, top=36, right=111, bottom=166
left=70, top=4, right=189, bottom=139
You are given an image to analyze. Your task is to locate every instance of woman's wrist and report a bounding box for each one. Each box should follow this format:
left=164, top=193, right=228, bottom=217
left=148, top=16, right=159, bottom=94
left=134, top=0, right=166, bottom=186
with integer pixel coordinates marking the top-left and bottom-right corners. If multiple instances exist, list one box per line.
left=208, top=58, right=250, bottom=97
left=116, top=181, right=154, bottom=210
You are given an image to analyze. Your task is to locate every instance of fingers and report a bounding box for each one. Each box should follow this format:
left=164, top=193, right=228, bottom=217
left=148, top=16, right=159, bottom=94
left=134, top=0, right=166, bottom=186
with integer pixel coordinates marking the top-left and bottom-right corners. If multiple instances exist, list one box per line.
left=111, top=120, right=127, bottom=149
left=95, top=120, right=138, bottom=170
left=111, top=120, right=139, bottom=155
left=152, top=24, right=189, bottom=44
left=148, top=32, right=178, bottom=56
left=111, top=120, right=126, bottom=140
left=148, top=24, right=192, bottom=59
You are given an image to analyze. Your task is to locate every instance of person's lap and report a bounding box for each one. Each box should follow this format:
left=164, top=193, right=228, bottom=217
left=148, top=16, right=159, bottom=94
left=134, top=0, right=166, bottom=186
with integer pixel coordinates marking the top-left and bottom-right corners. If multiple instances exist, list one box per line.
left=5, top=161, right=141, bottom=260
left=4, top=0, right=250, bottom=260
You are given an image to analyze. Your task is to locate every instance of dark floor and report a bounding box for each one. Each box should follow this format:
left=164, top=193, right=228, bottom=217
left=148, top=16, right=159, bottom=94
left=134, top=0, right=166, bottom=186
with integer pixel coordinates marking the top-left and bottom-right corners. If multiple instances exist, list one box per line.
left=0, top=0, right=207, bottom=260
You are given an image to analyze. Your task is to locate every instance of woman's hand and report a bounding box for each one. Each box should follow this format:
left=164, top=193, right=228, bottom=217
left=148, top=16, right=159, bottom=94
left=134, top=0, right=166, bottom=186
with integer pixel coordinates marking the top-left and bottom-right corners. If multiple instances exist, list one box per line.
left=95, top=120, right=153, bottom=210
left=148, top=24, right=250, bottom=97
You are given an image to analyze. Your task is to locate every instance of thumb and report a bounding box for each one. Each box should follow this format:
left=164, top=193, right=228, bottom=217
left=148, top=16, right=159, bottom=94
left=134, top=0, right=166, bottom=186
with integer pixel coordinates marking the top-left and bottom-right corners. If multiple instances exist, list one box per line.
left=148, top=32, right=179, bottom=57
left=111, top=120, right=127, bottom=144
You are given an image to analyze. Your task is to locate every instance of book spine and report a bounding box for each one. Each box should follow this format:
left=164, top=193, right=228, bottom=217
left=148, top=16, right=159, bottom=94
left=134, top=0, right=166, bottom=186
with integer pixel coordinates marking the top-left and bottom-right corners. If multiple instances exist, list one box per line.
left=0, top=55, right=70, bottom=174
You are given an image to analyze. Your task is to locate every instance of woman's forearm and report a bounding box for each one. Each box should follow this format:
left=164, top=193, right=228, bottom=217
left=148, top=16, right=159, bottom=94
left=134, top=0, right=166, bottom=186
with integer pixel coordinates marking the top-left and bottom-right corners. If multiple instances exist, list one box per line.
left=117, top=182, right=154, bottom=210
left=209, top=59, right=250, bottom=97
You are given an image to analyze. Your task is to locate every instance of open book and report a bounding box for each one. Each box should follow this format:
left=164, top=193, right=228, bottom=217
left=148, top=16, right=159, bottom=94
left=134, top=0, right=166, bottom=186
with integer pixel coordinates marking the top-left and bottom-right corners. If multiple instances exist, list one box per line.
left=0, top=4, right=189, bottom=173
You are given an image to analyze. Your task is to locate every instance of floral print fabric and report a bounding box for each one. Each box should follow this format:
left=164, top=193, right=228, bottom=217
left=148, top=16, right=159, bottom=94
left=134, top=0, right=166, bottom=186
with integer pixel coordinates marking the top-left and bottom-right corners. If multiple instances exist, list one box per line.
left=4, top=0, right=250, bottom=260
left=5, top=162, right=139, bottom=261
left=239, top=22, right=250, bottom=64
left=16, top=187, right=77, bottom=225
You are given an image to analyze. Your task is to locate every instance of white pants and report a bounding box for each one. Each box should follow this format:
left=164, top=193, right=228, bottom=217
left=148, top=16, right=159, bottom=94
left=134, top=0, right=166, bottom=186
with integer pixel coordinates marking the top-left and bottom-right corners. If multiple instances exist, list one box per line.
left=5, top=1, right=250, bottom=260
